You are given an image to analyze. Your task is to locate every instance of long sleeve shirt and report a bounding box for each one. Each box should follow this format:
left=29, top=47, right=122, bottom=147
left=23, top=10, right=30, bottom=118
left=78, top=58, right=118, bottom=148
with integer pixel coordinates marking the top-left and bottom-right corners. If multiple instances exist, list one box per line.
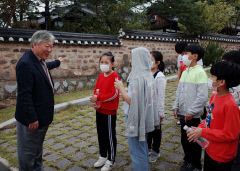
left=199, top=92, right=240, bottom=162
left=94, top=72, right=120, bottom=115
left=153, top=71, right=166, bottom=118
left=173, top=65, right=208, bottom=118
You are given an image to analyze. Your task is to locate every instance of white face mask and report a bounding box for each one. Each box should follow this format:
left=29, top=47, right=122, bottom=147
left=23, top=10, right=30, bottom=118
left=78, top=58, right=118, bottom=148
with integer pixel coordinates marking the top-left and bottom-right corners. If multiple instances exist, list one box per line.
left=100, top=64, right=110, bottom=73
left=208, top=78, right=217, bottom=91
left=182, top=55, right=192, bottom=66
left=151, top=61, right=154, bottom=69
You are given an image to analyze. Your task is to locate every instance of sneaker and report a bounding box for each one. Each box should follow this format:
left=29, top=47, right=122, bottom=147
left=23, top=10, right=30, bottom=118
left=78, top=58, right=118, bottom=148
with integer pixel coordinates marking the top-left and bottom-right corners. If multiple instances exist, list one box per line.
left=180, top=161, right=192, bottom=171
left=94, top=157, right=107, bottom=168
left=148, top=149, right=152, bottom=156
left=149, top=150, right=160, bottom=163
left=101, top=160, right=113, bottom=171
left=176, top=121, right=181, bottom=126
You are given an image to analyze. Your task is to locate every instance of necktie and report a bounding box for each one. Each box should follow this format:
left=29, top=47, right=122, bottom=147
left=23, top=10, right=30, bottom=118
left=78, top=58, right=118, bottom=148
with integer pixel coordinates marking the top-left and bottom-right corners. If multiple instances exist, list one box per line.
left=40, top=60, right=54, bottom=91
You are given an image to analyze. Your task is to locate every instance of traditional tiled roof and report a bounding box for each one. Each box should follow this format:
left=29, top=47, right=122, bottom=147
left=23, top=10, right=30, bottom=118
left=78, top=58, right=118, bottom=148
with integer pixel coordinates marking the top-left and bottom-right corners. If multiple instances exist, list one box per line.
left=200, top=33, right=240, bottom=43
left=119, top=28, right=240, bottom=43
left=0, top=28, right=239, bottom=45
left=119, top=28, right=199, bottom=43
left=0, top=28, right=122, bottom=46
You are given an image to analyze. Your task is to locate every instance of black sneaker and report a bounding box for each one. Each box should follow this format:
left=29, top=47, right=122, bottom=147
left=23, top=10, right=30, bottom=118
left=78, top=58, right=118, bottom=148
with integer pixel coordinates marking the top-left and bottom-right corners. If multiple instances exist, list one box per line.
left=180, top=161, right=192, bottom=171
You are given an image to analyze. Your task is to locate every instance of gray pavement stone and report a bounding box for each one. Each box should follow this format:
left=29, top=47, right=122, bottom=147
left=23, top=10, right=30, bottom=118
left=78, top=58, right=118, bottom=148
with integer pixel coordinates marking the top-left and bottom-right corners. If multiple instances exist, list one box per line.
left=70, top=130, right=81, bottom=134
left=116, top=126, right=122, bottom=131
left=162, top=132, right=170, bottom=138
left=160, top=149, right=167, bottom=156
left=116, top=135, right=125, bottom=140
left=172, top=136, right=181, bottom=142
left=43, top=149, right=51, bottom=156
left=89, top=136, right=97, bottom=142
left=72, top=152, right=86, bottom=161
left=115, top=156, right=128, bottom=167
left=117, top=144, right=125, bottom=152
left=124, top=164, right=133, bottom=171
left=82, top=158, right=96, bottom=167
left=74, top=121, right=81, bottom=125
left=66, top=137, right=78, bottom=143
left=167, top=152, right=183, bottom=163
left=156, top=161, right=174, bottom=171
left=66, top=165, right=84, bottom=171
left=6, top=146, right=16, bottom=152
left=162, top=119, right=172, bottom=125
left=61, top=146, right=77, bottom=154
left=2, top=129, right=13, bottom=134
left=76, top=115, right=84, bottom=119
left=91, top=128, right=97, bottom=132
left=58, top=134, right=68, bottom=139
left=50, top=130, right=61, bottom=135
left=56, top=158, right=71, bottom=169
left=84, top=117, right=92, bottom=121
left=162, top=142, right=175, bottom=150
left=79, top=132, right=90, bottom=137
left=81, top=126, right=90, bottom=130
left=165, top=127, right=177, bottom=133
left=44, top=166, right=55, bottom=171
left=0, top=142, right=9, bottom=148
left=176, top=146, right=184, bottom=154
left=74, top=141, right=89, bottom=148
left=52, top=143, right=65, bottom=150
left=87, top=146, right=98, bottom=154
left=45, top=138, right=55, bottom=145
left=13, top=152, right=17, bottom=157
left=64, top=126, right=71, bottom=130
left=55, top=123, right=64, bottom=127
left=45, top=154, right=60, bottom=162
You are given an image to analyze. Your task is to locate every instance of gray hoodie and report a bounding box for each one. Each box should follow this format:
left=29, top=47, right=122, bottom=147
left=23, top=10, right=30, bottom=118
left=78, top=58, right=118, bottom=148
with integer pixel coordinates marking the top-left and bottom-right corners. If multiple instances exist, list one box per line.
left=123, top=47, right=160, bottom=141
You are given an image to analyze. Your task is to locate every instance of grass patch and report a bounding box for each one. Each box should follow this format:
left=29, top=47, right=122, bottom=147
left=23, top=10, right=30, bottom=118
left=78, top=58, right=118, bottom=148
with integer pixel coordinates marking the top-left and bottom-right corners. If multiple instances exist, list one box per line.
left=54, top=89, right=92, bottom=104
left=0, top=106, right=16, bottom=123
left=0, top=89, right=93, bottom=124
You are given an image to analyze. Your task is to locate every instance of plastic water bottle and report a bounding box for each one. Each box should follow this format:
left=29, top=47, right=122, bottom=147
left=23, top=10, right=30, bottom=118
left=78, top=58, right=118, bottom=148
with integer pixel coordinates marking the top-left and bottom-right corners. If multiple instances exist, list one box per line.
left=95, top=89, right=101, bottom=109
left=183, top=125, right=209, bottom=149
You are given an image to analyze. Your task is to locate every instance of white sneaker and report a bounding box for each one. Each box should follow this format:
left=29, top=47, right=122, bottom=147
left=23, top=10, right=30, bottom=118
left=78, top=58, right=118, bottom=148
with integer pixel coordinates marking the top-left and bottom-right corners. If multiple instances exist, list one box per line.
left=94, top=157, right=107, bottom=168
left=101, top=160, right=113, bottom=171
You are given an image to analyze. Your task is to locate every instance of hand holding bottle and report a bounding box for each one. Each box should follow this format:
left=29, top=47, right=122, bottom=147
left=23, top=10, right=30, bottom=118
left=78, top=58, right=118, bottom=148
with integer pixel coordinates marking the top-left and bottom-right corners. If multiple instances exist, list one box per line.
left=185, top=125, right=209, bottom=149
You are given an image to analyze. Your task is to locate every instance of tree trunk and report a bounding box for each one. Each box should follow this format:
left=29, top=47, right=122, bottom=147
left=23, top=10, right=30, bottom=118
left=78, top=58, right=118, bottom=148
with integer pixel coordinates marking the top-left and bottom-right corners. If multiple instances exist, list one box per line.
left=235, top=12, right=240, bottom=34
left=45, top=0, right=51, bottom=30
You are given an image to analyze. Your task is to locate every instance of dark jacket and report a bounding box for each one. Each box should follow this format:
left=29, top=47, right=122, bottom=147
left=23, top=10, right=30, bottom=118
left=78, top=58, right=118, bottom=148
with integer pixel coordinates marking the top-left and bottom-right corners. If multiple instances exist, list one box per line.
left=15, top=50, right=60, bottom=127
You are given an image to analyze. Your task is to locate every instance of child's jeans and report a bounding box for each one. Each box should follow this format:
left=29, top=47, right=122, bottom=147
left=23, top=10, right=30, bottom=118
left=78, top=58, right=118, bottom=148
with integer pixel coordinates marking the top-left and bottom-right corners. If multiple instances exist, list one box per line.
left=128, top=136, right=150, bottom=171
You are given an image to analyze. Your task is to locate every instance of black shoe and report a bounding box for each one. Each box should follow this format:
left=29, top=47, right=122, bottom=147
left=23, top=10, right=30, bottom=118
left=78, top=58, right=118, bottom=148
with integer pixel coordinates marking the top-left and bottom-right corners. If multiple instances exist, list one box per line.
left=180, top=161, right=192, bottom=171
left=189, top=165, right=202, bottom=171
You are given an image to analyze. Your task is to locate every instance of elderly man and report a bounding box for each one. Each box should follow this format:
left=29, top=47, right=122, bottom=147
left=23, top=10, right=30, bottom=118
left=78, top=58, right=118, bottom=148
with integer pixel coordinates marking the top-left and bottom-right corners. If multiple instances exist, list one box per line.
left=15, top=30, right=62, bottom=171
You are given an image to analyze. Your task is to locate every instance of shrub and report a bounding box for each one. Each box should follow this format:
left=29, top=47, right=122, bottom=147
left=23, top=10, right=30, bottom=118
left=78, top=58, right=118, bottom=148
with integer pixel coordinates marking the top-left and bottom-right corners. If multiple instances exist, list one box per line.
left=201, top=41, right=225, bottom=66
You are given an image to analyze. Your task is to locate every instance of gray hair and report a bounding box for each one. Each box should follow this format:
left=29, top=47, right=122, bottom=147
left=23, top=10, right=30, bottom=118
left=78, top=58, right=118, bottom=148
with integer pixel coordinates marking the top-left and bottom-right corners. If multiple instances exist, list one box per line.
left=30, top=30, right=55, bottom=48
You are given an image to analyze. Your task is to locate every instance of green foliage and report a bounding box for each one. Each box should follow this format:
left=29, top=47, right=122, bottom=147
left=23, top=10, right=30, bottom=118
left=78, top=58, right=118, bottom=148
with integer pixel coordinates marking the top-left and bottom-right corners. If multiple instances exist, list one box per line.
left=201, top=41, right=225, bottom=66
left=196, top=0, right=234, bottom=34
left=61, top=0, right=150, bottom=34
left=147, top=0, right=206, bottom=36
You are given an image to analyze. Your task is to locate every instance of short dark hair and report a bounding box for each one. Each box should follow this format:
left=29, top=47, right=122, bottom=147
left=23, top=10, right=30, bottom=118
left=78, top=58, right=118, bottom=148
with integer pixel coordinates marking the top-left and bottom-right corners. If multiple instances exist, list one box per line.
left=151, top=51, right=165, bottom=72
left=222, top=50, right=240, bottom=65
left=184, top=44, right=204, bottom=61
left=175, top=42, right=188, bottom=54
left=210, top=61, right=240, bottom=89
left=99, top=52, right=115, bottom=70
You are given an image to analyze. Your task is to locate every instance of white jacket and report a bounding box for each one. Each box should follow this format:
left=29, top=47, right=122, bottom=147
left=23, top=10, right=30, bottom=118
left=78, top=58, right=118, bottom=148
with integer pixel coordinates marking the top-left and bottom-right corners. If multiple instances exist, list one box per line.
left=153, top=71, right=166, bottom=118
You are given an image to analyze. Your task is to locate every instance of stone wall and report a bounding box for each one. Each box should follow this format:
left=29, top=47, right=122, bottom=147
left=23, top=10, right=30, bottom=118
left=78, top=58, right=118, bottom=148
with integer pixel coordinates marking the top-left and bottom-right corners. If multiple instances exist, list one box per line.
left=0, top=39, right=240, bottom=100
